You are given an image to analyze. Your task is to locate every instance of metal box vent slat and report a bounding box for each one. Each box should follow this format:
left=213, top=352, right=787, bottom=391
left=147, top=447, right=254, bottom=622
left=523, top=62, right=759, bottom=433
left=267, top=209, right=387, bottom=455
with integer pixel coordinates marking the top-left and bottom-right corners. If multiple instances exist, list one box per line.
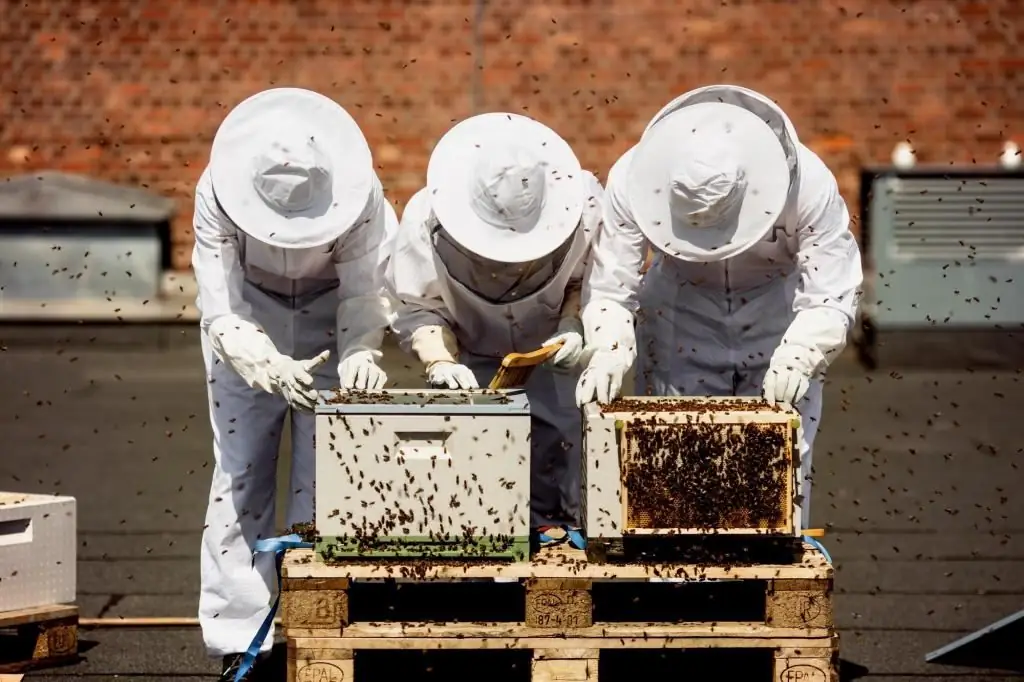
left=887, top=178, right=1024, bottom=259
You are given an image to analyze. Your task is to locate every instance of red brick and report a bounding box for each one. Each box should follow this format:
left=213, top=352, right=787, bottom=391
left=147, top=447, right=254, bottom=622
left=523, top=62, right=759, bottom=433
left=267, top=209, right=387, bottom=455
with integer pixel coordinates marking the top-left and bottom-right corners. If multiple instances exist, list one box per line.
left=0, top=0, right=1021, bottom=255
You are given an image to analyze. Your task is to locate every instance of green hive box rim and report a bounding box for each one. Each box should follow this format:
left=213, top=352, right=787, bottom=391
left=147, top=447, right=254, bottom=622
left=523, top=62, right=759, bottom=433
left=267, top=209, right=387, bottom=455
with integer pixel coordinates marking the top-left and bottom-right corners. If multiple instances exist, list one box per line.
left=315, top=536, right=531, bottom=561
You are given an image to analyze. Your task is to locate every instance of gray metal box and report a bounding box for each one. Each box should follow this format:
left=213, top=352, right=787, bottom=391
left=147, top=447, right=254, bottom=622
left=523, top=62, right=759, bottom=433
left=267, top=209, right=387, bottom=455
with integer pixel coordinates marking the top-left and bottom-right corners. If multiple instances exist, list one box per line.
left=866, top=172, right=1024, bottom=328
left=314, top=389, right=532, bottom=561
left=0, top=171, right=176, bottom=308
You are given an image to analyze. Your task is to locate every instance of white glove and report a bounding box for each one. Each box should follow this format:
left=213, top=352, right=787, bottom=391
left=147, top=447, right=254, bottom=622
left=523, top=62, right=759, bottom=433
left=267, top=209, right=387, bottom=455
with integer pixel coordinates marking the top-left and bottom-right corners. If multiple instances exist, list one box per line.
left=575, top=299, right=637, bottom=406
left=206, top=316, right=328, bottom=412
left=543, top=318, right=585, bottom=370
left=762, top=343, right=822, bottom=408
left=427, top=362, right=479, bottom=389
left=575, top=349, right=633, bottom=406
left=267, top=350, right=331, bottom=412
left=338, top=350, right=388, bottom=390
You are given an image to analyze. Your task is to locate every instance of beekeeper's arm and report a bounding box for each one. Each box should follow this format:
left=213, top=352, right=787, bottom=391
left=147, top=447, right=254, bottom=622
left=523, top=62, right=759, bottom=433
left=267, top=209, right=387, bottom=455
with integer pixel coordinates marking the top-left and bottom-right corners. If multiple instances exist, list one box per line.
left=331, top=178, right=394, bottom=390
left=543, top=171, right=607, bottom=369
left=763, top=147, right=864, bottom=406
left=575, top=150, right=645, bottom=405
left=192, top=169, right=327, bottom=411
left=384, top=189, right=477, bottom=389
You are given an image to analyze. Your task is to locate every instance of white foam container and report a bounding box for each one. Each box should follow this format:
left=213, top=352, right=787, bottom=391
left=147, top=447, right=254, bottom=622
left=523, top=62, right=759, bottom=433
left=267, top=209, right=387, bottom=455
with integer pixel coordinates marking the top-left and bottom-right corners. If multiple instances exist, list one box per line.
left=0, top=492, right=77, bottom=612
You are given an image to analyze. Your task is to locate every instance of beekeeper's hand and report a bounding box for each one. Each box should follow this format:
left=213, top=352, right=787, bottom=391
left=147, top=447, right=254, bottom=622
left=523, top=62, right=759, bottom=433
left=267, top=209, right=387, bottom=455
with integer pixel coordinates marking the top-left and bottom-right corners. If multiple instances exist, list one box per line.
left=338, top=350, right=388, bottom=390
left=427, top=362, right=479, bottom=390
left=267, top=350, right=331, bottom=412
left=762, top=344, right=816, bottom=408
left=575, top=349, right=632, bottom=407
left=542, top=317, right=585, bottom=371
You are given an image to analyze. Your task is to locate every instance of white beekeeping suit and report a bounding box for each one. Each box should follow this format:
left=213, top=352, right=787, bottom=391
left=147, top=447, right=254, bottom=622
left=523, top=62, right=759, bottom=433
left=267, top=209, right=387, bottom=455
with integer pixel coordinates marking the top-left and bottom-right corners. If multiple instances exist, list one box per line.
left=385, top=113, right=604, bottom=541
left=190, top=87, right=395, bottom=678
left=576, top=84, right=863, bottom=529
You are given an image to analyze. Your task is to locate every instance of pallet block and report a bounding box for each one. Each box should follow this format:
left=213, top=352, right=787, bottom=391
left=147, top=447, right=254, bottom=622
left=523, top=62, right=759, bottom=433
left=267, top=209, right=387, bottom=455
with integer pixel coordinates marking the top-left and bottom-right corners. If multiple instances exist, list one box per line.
left=775, top=639, right=840, bottom=681
left=0, top=604, right=78, bottom=673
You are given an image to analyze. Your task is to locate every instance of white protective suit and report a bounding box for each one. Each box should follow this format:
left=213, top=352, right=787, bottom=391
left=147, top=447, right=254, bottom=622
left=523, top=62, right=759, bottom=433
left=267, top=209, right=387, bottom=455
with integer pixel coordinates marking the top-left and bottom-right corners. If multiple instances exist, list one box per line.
left=192, top=166, right=396, bottom=657
left=386, top=175, right=605, bottom=529
left=580, top=86, right=863, bottom=528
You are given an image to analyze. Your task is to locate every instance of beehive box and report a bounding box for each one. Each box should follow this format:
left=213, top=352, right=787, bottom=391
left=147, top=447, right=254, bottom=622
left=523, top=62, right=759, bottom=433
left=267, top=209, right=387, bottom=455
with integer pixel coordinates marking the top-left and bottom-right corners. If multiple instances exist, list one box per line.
left=582, top=397, right=802, bottom=547
left=314, top=389, right=532, bottom=561
left=0, top=493, right=76, bottom=612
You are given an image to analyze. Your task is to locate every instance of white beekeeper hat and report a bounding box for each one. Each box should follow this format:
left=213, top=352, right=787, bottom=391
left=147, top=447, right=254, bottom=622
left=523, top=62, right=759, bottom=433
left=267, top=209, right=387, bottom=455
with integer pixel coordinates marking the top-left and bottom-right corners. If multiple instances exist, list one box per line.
left=627, top=84, right=799, bottom=261
left=209, top=87, right=374, bottom=249
left=426, top=112, right=585, bottom=264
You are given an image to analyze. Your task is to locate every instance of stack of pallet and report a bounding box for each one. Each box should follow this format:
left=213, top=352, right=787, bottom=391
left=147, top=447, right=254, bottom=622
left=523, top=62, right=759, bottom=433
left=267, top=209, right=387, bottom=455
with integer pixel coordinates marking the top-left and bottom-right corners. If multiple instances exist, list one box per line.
left=291, top=393, right=838, bottom=681
left=0, top=493, right=79, bottom=674
left=280, top=542, right=835, bottom=681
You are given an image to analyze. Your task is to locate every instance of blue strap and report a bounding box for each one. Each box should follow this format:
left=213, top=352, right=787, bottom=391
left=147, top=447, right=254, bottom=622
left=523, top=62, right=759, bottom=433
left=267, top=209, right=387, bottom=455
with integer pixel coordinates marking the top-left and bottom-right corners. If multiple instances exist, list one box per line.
left=565, top=527, right=586, bottom=550
left=537, top=529, right=560, bottom=545
left=803, top=535, right=832, bottom=564
left=234, top=534, right=314, bottom=682
left=537, top=525, right=587, bottom=550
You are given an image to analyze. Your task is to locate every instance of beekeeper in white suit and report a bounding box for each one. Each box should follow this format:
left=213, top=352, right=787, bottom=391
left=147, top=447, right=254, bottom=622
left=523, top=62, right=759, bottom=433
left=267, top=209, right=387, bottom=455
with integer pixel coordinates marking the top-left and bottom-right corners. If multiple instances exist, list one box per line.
left=576, top=84, right=863, bottom=529
left=386, top=113, right=603, bottom=545
left=191, top=87, right=395, bottom=679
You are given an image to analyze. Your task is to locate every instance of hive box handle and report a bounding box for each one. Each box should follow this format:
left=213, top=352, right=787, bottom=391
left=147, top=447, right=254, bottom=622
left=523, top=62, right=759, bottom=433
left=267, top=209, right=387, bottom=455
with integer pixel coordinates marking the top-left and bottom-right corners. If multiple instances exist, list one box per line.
left=0, top=517, right=32, bottom=546
left=395, top=431, right=452, bottom=460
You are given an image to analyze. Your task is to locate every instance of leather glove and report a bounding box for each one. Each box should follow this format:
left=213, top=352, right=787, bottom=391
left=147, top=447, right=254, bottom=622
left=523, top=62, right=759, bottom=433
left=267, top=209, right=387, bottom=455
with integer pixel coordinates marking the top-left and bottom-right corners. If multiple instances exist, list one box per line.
left=338, top=350, right=388, bottom=390
left=543, top=317, right=585, bottom=371
left=575, top=349, right=633, bottom=406
left=427, top=361, right=479, bottom=389
left=762, top=343, right=822, bottom=408
left=267, top=350, right=331, bottom=412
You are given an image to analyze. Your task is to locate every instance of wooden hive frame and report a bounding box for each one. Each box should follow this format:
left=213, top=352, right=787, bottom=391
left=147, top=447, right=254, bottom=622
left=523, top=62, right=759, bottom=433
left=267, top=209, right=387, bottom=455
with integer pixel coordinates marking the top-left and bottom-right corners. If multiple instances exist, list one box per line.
left=583, top=397, right=803, bottom=553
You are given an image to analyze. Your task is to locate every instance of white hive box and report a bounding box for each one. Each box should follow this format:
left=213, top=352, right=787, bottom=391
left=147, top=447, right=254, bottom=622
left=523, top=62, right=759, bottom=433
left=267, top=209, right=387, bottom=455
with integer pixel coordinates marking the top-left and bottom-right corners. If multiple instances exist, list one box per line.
left=582, top=397, right=801, bottom=557
left=314, top=389, right=532, bottom=561
left=0, top=492, right=76, bottom=612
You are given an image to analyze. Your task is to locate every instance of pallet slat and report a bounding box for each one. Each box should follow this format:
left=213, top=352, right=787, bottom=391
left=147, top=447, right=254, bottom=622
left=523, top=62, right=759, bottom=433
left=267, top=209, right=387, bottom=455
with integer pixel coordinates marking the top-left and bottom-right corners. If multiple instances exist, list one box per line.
left=288, top=623, right=828, bottom=642
left=282, top=544, right=831, bottom=581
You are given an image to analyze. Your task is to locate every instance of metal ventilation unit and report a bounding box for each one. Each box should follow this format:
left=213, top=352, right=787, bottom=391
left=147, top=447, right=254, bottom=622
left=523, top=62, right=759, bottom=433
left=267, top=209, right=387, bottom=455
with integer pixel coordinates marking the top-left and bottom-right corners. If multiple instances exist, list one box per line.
left=855, top=168, right=1024, bottom=368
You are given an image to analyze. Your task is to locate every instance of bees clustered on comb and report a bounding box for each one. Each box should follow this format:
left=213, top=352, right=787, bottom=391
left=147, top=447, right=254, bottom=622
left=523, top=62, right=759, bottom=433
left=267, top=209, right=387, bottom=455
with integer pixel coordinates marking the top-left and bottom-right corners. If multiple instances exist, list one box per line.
left=623, top=419, right=789, bottom=531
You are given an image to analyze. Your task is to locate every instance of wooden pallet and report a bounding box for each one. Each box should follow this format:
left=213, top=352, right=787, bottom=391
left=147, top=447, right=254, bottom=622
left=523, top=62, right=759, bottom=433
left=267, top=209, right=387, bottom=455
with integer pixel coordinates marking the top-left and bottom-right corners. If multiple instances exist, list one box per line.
left=288, top=635, right=839, bottom=681
left=281, top=543, right=836, bottom=681
left=0, top=605, right=79, bottom=673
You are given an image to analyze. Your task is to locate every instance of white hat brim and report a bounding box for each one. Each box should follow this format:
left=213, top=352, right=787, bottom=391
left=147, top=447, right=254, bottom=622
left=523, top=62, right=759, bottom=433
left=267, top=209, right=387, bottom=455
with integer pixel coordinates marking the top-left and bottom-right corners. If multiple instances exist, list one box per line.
left=209, top=88, right=374, bottom=249
left=628, top=101, right=791, bottom=261
left=426, top=113, right=585, bottom=264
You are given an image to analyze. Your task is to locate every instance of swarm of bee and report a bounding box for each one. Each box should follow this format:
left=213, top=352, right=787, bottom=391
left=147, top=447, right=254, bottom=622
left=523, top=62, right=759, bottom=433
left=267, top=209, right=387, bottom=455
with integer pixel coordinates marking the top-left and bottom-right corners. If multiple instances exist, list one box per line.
left=623, top=418, right=790, bottom=531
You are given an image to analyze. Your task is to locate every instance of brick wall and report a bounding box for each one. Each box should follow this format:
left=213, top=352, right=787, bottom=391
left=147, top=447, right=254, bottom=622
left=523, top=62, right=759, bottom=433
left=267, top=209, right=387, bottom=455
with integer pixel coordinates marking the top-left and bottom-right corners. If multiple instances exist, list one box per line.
left=1, top=0, right=1021, bottom=271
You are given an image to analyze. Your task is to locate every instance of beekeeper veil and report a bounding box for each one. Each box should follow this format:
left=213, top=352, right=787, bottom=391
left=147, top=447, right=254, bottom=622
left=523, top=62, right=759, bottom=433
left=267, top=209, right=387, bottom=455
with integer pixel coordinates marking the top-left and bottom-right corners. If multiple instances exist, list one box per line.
left=424, top=113, right=586, bottom=302
left=628, top=84, right=802, bottom=262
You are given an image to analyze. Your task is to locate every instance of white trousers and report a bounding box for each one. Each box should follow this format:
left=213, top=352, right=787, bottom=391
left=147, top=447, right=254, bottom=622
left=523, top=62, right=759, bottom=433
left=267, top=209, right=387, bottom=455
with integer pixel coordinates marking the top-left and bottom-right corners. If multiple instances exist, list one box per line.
left=197, top=284, right=336, bottom=657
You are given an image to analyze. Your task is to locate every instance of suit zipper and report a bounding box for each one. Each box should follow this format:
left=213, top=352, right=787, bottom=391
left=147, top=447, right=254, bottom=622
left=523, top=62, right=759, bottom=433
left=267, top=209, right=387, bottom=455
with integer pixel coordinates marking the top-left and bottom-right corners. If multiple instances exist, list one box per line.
left=724, top=260, right=742, bottom=394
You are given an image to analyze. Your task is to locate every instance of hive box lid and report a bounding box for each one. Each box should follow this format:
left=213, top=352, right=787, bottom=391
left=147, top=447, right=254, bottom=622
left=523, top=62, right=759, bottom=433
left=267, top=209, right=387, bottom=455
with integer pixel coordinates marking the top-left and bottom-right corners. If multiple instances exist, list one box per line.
left=0, top=492, right=77, bottom=507
left=315, top=388, right=530, bottom=415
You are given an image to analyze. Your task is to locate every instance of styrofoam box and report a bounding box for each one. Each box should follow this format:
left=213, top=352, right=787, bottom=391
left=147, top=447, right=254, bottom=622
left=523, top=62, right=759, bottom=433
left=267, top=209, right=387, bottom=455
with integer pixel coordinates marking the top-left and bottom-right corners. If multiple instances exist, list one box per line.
left=314, top=389, right=532, bottom=558
left=0, top=492, right=77, bottom=612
